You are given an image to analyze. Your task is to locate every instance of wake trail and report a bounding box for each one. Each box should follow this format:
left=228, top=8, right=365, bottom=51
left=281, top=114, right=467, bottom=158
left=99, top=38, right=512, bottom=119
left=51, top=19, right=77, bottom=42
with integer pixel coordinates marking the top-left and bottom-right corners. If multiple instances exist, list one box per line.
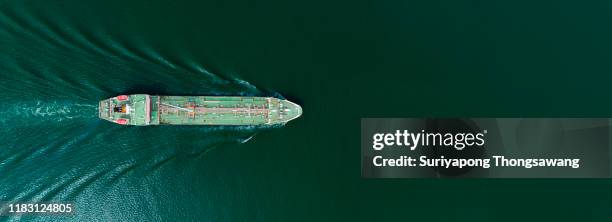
left=0, top=101, right=97, bottom=125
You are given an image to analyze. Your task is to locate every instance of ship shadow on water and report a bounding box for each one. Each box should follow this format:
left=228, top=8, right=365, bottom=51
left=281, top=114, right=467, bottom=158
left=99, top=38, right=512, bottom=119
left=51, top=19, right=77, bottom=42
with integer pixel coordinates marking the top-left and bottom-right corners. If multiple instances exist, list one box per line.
left=117, top=83, right=283, bottom=98
left=118, top=84, right=172, bottom=98
left=278, top=94, right=303, bottom=107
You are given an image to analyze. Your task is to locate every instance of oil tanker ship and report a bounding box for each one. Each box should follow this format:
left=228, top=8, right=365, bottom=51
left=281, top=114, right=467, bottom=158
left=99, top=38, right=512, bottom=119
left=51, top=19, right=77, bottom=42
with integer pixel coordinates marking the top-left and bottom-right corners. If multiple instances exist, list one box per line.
left=99, top=94, right=302, bottom=125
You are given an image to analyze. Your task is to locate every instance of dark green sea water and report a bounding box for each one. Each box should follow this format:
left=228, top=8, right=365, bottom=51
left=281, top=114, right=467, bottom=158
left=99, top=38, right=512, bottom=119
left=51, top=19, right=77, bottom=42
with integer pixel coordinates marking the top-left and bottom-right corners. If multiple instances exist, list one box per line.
left=2, top=0, right=612, bottom=221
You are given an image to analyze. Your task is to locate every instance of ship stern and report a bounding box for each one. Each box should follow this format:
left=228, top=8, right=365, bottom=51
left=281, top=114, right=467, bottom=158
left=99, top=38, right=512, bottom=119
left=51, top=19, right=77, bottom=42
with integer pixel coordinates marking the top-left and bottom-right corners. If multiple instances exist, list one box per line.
left=98, top=94, right=152, bottom=126
left=99, top=99, right=112, bottom=121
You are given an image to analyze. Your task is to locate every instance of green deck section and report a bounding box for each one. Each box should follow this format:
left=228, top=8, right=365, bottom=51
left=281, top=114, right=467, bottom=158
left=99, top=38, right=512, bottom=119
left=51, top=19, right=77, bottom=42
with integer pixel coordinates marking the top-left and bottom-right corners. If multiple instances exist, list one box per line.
left=150, top=96, right=160, bottom=124
left=158, top=96, right=270, bottom=125
left=131, top=95, right=148, bottom=125
left=99, top=94, right=302, bottom=126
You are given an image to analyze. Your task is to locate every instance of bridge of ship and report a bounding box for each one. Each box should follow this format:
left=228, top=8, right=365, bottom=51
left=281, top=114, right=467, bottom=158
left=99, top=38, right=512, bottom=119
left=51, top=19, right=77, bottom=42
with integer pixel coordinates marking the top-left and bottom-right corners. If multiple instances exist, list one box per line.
left=99, top=94, right=150, bottom=125
left=149, top=96, right=277, bottom=125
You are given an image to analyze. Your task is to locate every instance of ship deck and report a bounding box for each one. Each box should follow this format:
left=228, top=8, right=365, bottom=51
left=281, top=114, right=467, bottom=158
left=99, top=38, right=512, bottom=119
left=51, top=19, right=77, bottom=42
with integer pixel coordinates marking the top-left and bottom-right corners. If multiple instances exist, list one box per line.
left=99, top=94, right=300, bottom=126
left=153, top=96, right=274, bottom=125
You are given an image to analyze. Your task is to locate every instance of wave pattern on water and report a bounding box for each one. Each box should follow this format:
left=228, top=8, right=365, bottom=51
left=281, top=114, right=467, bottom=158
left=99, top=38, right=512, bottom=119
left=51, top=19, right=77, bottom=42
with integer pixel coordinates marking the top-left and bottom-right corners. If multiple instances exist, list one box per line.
left=0, top=101, right=96, bottom=124
left=0, top=2, right=284, bottom=219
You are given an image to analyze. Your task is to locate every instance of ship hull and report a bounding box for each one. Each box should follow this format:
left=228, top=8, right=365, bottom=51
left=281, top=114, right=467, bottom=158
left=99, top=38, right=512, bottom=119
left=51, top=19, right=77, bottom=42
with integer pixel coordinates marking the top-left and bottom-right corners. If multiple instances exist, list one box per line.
left=99, top=95, right=302, bottom=126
